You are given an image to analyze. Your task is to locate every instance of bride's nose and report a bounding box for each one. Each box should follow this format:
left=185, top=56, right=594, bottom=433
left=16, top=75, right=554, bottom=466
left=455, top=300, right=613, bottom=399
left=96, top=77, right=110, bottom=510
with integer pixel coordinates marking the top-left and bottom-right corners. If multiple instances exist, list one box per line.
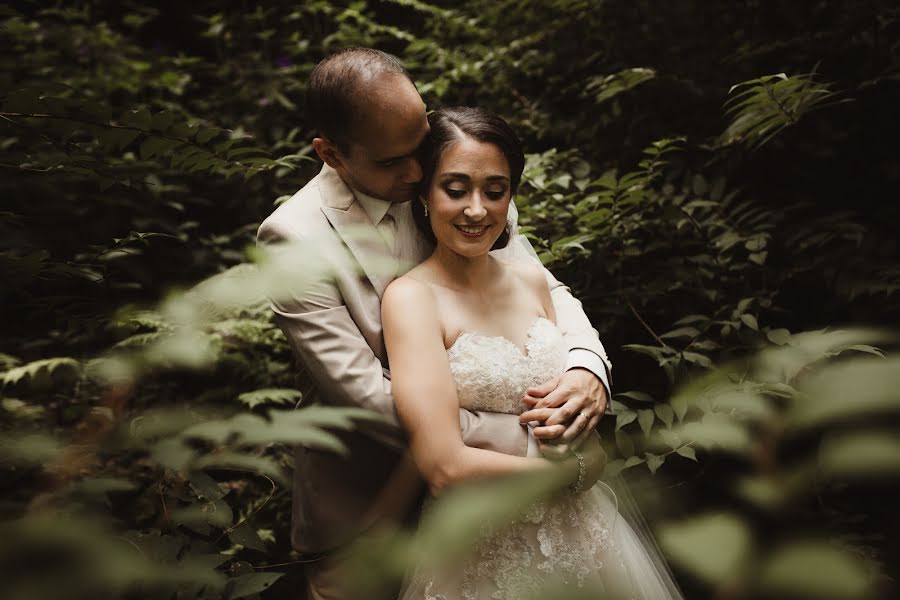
left=463, top=192, right=488, bottom=220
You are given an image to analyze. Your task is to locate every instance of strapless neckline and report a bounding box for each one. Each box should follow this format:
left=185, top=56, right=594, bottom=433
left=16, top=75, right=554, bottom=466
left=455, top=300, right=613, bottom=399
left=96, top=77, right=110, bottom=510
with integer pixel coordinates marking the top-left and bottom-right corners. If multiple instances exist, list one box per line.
left=445, top=317, right=566, bottom=415
left=447, top=316, right=551, bottom=358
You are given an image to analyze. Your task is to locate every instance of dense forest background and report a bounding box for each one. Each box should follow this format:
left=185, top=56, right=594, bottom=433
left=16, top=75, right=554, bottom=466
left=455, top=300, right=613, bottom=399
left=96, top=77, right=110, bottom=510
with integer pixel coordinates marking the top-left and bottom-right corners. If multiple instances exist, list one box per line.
left=2, top=1, right=899, bottom=598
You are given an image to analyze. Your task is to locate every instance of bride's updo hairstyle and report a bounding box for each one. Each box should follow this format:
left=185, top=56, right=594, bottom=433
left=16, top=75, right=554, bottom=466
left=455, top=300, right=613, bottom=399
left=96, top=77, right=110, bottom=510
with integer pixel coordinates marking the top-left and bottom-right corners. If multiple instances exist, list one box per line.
left=413, top=107, right=525, bottom=251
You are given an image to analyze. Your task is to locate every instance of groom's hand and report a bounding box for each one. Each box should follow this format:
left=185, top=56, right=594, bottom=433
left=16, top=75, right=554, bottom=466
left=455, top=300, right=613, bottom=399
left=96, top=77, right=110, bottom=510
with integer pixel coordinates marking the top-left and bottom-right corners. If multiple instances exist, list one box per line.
left=519, top=368, right=607, bottom=444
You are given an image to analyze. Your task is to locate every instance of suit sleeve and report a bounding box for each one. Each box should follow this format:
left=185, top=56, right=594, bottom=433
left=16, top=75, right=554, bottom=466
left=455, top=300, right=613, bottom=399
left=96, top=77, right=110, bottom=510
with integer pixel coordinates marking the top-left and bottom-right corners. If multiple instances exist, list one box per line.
left=258, top=217, right=529, bottom=455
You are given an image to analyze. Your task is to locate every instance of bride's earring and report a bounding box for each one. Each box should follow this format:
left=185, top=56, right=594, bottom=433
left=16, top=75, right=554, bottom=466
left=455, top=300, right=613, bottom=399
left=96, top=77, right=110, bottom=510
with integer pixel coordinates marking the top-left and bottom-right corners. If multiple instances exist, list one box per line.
left=423, top=202, right=429, bottom=217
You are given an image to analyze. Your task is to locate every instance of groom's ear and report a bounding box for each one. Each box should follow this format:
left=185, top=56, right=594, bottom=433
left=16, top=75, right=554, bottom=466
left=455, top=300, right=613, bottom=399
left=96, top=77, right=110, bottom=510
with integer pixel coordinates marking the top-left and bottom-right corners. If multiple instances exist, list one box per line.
left=312, top=137, right=345, bottom=171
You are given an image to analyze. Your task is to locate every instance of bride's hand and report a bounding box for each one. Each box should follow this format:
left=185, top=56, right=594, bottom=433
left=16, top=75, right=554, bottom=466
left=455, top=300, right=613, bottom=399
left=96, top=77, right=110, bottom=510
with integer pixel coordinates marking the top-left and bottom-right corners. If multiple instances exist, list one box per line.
left=537, top=427, right=592, bottom=460
left=542, top=432, right=607, bottom=491
left=519, top=369, right=607, bottom=442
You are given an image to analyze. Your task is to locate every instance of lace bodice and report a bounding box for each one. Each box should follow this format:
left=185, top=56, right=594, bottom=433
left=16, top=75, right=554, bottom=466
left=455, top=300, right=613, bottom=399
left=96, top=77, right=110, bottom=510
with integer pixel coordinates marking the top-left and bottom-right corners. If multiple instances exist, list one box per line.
left=447, top=318, right=567, bottom=415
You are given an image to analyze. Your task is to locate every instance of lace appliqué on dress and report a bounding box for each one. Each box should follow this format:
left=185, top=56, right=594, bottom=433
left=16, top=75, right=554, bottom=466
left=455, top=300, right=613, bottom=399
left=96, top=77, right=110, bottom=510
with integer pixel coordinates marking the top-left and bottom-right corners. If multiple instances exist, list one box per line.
left=447, top=318, right=567, bottom=416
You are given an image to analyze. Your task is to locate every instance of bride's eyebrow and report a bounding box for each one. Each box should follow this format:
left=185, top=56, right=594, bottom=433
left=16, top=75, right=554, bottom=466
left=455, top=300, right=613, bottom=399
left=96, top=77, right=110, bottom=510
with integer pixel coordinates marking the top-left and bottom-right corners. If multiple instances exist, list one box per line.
left=440, top=172, right=510, bottom=183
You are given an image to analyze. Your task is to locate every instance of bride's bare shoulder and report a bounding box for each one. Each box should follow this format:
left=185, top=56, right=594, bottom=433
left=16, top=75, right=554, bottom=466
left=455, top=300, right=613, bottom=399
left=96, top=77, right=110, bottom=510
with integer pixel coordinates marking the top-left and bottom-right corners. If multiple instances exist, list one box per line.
left=501, top=258, right=547, bottom=292
left=384, top=272, right=432, bottom=303
left=383, top=270, right=439, bottom=320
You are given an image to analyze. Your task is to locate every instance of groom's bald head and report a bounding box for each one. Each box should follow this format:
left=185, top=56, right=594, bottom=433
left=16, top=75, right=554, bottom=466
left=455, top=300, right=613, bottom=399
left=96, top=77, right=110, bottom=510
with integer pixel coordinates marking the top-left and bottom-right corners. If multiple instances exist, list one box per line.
left=307, top=47, right=417, bottom=152
left=307, top=48, right=428, bottom=202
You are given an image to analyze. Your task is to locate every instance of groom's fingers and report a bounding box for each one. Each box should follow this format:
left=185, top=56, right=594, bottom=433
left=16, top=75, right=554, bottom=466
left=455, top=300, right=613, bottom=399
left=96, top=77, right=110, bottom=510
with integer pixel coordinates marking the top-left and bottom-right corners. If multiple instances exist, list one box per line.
left=526, top=385, right=570, bottom=411
left=524, top=375, right=561, bottom=406
left=518, top=406, right=555, bottom=423
left=541, top=392, right=588, bottom=428
left=559, top=408, right=594, bottom=442
left=531, top=423, right=566, bottom=439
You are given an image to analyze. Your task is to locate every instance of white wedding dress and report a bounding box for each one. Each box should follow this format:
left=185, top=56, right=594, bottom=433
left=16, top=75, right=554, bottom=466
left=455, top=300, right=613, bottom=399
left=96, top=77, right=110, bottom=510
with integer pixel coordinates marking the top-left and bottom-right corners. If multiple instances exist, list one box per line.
left=400, top=318, right=683, bottom=600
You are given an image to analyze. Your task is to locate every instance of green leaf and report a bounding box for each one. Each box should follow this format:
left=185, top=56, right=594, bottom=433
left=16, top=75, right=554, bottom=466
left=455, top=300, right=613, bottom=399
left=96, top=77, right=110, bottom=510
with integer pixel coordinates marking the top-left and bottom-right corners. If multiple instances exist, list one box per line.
left=673, top=314, right=709, bottom=326
left=127, top=107, right=152, bottom=129
left=744, top=235, right=768, bottom=251
left=660, top=326, right=700, bottom=340
left=740, top=314, right=759, bottom=331
left=623, top=344, right=674, bottom=360
left=151, top=110, right=175, bottom=132
left=678, top=416, right=752, bottom=454
left=139, top=136, right=171, bottom=160
left=189, top=470, right=225, bottom=500
left=615, top=390, right=654, bottom=403
left=227, top=146, right=268, bottom=160
left=675, top=446, right=697, bottom=461
left=102, top=127, right=141, bottom=150
left=787, top=357, right=900, bottom=430
left=645, top=452, right=664, bottom=474
left=2, top=357, right=80, bottom=387
left=227, top=521, right=267, bottom=552
left=614, top=408, right=637, bottom=430
left=819, top=431, right=900, bottom=477
left=682, top=351, right=713, bottom=368
left=654, top=404, right=675, bottom=428
left=658, top=512, right=752, bottom=585
left=671, top=394, right=689, bottom=422
left=195, top=127, right=220, bottom=144
left=842, top=344, right=885, bottom=358
left=238, top=388, right=302, bottom=409
left=226, top=572, right=283, bottom=599
left=749, top=251, right=768, bottom=264
left=637, top=409, right=655, bottom=437
left=623, top=456, right=645, bottom=470
left=766, top=328, right=791, bottom=345
left=758, top=541, right=871, bottom=599
left=587, top=67, right=656, bottom=104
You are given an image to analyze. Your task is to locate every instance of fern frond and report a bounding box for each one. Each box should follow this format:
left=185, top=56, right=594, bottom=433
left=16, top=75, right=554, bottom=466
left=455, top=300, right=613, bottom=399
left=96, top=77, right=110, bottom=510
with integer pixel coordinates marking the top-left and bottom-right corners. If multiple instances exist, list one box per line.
left=720, top=73, right=840, bottom=150
left=238, top=388, right=302, bottom=410
left=2, top=357, right=81, bottom=386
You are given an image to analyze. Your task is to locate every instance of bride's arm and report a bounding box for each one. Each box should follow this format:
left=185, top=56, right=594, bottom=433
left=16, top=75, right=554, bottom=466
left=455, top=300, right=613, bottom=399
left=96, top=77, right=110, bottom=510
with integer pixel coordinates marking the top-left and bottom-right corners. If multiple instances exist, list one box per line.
left=382, top=277, right=547, bottom=495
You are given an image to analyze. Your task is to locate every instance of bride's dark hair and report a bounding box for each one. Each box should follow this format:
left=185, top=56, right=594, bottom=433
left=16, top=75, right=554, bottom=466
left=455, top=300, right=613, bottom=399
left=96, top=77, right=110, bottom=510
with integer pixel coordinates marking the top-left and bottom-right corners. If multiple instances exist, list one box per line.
left=412, top=107, right=525, bottom=250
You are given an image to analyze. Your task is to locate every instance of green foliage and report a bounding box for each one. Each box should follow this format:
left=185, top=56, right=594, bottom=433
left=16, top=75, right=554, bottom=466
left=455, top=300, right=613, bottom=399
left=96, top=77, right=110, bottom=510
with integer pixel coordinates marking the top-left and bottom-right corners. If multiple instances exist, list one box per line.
left=720, top=72, right=841, bottom=149
left=1, top=0, right=898, bottom=598
left=651, top=330, right=896, bottom=596
left=1, top=356, right=80, bottom=387
left=238, top=388, right=303, bottom=410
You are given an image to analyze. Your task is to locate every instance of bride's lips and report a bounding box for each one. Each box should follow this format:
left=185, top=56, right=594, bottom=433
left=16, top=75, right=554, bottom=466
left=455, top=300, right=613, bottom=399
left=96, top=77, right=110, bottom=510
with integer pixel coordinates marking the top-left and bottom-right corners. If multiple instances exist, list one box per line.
left=454, top=224, right=491, bottom=238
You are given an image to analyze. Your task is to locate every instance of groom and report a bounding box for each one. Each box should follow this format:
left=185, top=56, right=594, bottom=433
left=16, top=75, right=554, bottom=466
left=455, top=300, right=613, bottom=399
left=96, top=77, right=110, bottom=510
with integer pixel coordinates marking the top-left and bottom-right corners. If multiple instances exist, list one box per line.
left=258, top=47, right=612, bottom=599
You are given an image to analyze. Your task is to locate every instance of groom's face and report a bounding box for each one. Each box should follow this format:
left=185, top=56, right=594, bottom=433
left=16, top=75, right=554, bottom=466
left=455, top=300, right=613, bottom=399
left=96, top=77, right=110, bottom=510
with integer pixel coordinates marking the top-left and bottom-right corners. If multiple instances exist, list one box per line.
left=323, top=74, right=429, bottom=203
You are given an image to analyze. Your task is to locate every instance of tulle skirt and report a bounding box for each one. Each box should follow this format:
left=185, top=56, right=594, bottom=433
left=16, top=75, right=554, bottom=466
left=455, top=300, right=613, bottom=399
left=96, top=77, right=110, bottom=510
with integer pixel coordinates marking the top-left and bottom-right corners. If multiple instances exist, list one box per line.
left=400, top=480, right=683, bottom=600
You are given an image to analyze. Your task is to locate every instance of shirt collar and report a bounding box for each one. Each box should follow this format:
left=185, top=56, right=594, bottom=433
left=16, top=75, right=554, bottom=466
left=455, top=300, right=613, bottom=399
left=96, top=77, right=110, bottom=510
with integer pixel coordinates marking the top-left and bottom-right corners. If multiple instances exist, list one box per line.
left=352, top=188, right=393, bottom=226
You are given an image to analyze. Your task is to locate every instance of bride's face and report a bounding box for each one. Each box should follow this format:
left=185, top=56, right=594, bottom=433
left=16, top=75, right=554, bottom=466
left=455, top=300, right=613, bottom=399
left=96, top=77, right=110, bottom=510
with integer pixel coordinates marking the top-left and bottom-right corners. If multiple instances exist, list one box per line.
left=424, top=136, right=511, bottom=258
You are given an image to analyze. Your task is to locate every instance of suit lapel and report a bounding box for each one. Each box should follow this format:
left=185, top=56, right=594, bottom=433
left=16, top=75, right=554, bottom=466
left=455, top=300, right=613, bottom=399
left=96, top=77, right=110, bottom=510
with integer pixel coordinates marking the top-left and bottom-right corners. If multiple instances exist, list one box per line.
left=317, top=165, right=395, bottom=298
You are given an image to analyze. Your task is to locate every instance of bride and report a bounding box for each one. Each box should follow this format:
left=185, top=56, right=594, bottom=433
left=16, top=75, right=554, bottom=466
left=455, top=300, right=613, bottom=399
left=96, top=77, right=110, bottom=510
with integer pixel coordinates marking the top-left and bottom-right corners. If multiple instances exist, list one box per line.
left=381, top=107, right=683, bottom=600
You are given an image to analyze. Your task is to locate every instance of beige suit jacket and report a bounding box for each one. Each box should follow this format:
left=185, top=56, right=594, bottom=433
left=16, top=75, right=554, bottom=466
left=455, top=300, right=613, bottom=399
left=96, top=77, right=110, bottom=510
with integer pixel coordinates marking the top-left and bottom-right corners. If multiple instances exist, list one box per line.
left=257, top=164, right=609, bottom=553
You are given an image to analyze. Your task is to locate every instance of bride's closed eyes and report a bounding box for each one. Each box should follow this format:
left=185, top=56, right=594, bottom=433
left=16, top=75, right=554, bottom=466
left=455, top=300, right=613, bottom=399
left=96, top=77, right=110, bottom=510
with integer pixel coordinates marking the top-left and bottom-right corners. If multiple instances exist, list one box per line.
left=443, top=185, right=508, bottom=200
left=439, top=173, right=510, bottom=201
